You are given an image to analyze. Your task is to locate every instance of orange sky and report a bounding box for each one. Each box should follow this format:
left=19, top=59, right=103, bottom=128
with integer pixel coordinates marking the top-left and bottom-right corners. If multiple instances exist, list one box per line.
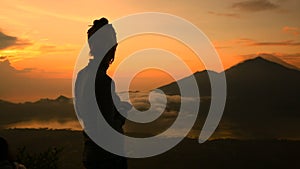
left=0, top=0, right=300, bottom=102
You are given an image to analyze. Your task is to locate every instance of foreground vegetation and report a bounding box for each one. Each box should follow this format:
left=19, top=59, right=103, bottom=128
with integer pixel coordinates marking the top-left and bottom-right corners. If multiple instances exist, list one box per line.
left=1, top=129, right=299, bottom=169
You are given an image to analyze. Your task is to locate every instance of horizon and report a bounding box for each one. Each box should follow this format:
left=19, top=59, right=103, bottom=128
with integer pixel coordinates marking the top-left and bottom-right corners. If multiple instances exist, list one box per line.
left=1, top=55, right=299, bottom=103
left=1, top=54, right=299, bottom=139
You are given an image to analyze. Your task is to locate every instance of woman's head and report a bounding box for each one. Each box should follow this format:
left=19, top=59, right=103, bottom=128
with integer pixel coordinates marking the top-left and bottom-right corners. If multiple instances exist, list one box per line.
left=87, top=18, right=109, bottom=39
left=87, top=18, right=117, bottom=71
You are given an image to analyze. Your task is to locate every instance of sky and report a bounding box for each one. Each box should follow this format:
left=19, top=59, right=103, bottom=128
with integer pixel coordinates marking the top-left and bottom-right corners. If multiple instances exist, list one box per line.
left=0, top=0, right=300, bottom=102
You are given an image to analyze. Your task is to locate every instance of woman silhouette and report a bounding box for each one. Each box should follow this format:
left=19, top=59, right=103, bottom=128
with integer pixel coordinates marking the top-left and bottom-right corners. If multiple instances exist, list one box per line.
left=77, top=18, right=131, bottom=169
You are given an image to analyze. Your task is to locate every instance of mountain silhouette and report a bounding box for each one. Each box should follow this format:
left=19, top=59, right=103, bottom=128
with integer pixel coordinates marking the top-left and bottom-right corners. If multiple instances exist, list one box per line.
left=256, top=54, right=300, bottom=71
left=226, top=56, right=300, bottom=98
left=159, top=56, right=300, bottom=139
left=33, top=95, right=72, bottom=104
left=159, top=56, right=300, bottom=98
left=55, top=95, right=71, bottom=102
left=0, top=95, right=76, bottom=129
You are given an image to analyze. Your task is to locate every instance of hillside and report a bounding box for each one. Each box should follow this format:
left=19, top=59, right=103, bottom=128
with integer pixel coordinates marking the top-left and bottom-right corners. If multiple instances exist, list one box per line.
left=158, top=56, right=300, bottom=139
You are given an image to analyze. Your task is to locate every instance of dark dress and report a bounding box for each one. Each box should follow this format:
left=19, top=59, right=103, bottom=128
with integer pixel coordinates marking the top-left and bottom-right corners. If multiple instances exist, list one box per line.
left=79, top=61, right=127, bottom=169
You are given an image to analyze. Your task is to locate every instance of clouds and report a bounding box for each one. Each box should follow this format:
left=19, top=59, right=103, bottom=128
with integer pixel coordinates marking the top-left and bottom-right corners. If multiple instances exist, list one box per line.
left=248, top=40, right=300, bottom=46
left=232, top=0, right=279, bottom=12
left=118, top=91, right=202, bottom=138
left=0, top=31, right=17, bottom=49
left=38, top=44, right=78, bottom=53
left=282, top=26, right=300, bottom=36
left=0, top=30, right=77, bottom=64
left=213, top=35, right=300, bottom=70
left=207, top=0, right=287, bottom=20
left=5, top=120, right=81, bottom=130
left=0, top=59, right=33, bottom=75
left=228, top=37, right=300, bottom=68
left=0, top=60, right=72, bottom=102
left=207, top=11, right=240, bottom=18
left=0, top=56, right=8, bottom=60
left=0, top=31, right=31, bottom=50
left=213, top=38, right=300, bottom=51
left=234, top=38, right=300, bottom=46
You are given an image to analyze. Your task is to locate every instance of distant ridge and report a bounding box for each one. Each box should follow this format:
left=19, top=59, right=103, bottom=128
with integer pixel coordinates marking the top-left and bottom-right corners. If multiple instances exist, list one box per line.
left=157, top=56, right=300, bottom=139
left=0, top=95, right=73, bottom=104
left=227, top=56, right=300, bottom=73
left=55, top=95, right=72, bottom=103
left=256, top=54, right=300, bottom=71
left=159, top=56, right=300, bottom=97
left=0, top=95, right=76, bottom=129
left=35, top=95, right=72, bottom=104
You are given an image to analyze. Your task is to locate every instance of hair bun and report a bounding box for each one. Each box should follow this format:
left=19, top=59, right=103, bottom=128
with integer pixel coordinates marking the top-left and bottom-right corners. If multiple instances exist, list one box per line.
left=88, top=17, right=111, bottom=39
left=93, top=18, right=108, bottom=27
